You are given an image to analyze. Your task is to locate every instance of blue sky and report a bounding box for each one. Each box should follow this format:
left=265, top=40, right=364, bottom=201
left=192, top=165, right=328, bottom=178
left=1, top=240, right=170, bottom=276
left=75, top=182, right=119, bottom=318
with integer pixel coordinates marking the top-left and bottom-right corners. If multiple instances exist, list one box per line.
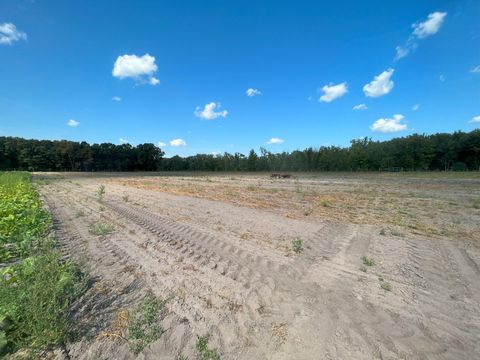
left=1, top=0, right=479, bottom=157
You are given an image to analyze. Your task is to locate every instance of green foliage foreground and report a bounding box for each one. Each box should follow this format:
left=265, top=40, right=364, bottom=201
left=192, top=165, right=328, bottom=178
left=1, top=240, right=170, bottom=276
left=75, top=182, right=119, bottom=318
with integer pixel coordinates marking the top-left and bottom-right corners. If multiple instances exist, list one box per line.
left=0, top=172, right=85, bottom=356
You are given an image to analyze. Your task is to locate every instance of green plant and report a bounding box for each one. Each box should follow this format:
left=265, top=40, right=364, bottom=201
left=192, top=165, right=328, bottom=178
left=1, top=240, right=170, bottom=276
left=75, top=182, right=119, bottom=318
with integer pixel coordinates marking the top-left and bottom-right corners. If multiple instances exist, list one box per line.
left=97, top=185, right=105, bottom=203
left=292, top=237, right=303, bottom=254
left=0, top=172, right=86, bottom=355
left=319, top=199, right=332, bottom=207
left=359, top=265, right=367, bottom=272
left=362, top=256, right=375, bottom=267
left=196, top=335, right=221, bottom=360
left=247, top=185, right=256, bottom=191
left=122, top=194, right=129, bottom=202
left=89, top=223, right=114, bottom=236
left=128, top=294, right=165, bottom=355
left=176, top=356, right=189, bottom=360
left=75, top=209, right=86, bottom=218
left=380, top=281, right=392, bottom=291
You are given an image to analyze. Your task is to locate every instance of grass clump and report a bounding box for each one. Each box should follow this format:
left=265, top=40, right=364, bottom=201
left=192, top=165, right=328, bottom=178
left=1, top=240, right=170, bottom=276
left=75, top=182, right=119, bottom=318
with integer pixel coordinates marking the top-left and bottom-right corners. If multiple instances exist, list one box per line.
left=292, top=237, right=303, bottom=254
left=75, top=209, right=86, bottom=218
left=89, top=223, right=114, bottom=236
left=96, top=185, right=105, bottom=203
left=122, top=194, right=129, bottom=202
left=128, top=293, right=165, bottom=355
left=380, top=281, right=392, bottom=292
left=362, top=256, right=375, bottom=267
left=196, top=335, right=221, bottom=360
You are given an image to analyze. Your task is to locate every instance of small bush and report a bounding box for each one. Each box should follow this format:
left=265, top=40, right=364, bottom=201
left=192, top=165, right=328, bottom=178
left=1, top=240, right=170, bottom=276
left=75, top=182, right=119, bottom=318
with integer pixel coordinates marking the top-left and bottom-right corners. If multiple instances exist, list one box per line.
left=380, top=281, right=392, bottom=291
left=359, top=265, right=367, bottom=272
left=128, top=294, right=165, bottom=355
left=89, top=223, right=114, bottom=236
left=75, top=209, right=86, bottom=218
left=362, top=256, right=375, bottom=267
left=97, top=185, right=105, bottom=203
left=122, top=194, right=129, bottom=202
left=292, top=237, right=303, bottom=254
left=196, top=335, right=221, bottom=360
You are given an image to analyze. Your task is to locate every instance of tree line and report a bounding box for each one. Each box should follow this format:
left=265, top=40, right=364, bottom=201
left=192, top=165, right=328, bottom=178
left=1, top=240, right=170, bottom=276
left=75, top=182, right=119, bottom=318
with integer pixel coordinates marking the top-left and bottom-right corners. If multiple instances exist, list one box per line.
left=1, top=130, right=479, bottom=172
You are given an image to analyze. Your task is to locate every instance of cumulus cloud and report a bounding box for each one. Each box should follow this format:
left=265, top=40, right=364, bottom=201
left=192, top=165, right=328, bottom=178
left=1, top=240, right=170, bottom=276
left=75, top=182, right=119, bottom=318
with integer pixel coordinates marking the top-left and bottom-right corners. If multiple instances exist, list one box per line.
left=470, top=65, right=480, bottom=74
left=353, top=103, right=368, bottom=110
left=112, top=54, right=159, bottom=85
left=158, top=141, right=167, bottom=147
left=363, top=69, right=394, bottom=98
left=395, top=12, right=447, bottom=60
left=412, top=104, right=420, bottom=111
left=413, top=12, right=447, bottom=39
left=67, top=119, right=79, bottom=127
left=469, top=115, right=480, bottom=123
left=194, top=102, right=228, bottom=120
left=370, top=114, right=407, bottom=133
left=170, top=138, right=186, bottom=147
left=246, top=88, right=262, bottom=97
left=0, top=23, right=27, bottom=45
left=119, top=138, right=129, bottom=143
left=112, top=96, right=122, bottom=102
left=319, top=82, right=348, bottom=103
left=267, top=137, right=284, bottom=145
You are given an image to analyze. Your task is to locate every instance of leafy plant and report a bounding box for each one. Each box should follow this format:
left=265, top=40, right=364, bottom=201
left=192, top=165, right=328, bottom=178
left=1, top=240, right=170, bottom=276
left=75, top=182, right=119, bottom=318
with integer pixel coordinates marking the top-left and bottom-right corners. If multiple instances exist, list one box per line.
left=380, top=281, right=392, bottom=291
left=362, top=256, right=375, bottom=267
left=196, top=335, right=221, bottom=360
left=0, top=172, right=86, bottom=355
left=128, top=294, right=165, bottom=354
left=97, top=185, right=105, bottom=203
left=89, top=223, right=114, bottom=236
left=292, top=237, right=303, bottom=254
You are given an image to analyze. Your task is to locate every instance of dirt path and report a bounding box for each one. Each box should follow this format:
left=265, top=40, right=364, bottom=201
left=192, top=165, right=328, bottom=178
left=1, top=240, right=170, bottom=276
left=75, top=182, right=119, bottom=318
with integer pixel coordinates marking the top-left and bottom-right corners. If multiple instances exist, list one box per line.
left=39, top=175, right=480, bottom=359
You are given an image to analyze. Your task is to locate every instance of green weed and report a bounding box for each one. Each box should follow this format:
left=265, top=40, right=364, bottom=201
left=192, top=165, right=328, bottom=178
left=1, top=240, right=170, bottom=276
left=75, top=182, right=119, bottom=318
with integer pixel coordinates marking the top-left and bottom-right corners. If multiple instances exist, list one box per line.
left=196, top=335, right=221, bottom=360
left=128, top=294, right=165, bottom=355
left=89, top=223, right=114, bottom=236
left=380, top=281, right=392, bottom=291
left=292, top=237, right=303, bottom=254
left=97, top=185, right=105, bottom=203
left=362, top=256, right=375, bottom=267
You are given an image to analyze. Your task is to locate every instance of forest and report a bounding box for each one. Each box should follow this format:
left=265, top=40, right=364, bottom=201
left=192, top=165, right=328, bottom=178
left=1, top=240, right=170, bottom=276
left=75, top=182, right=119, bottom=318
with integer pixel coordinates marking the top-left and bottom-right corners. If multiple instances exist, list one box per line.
left=0, top=129, right=479, bottom=172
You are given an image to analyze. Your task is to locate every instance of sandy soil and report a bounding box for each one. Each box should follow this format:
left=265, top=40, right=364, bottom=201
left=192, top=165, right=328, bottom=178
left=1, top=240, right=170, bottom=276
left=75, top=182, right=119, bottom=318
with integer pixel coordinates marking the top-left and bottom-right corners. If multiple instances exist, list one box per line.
left=36, top=172, right=480, bottom=359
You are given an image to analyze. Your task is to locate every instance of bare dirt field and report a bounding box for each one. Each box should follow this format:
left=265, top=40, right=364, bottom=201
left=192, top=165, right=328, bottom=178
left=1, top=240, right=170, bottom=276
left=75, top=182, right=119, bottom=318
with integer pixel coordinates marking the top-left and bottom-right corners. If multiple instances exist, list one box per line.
left=36, top=172, right=480, bottom=360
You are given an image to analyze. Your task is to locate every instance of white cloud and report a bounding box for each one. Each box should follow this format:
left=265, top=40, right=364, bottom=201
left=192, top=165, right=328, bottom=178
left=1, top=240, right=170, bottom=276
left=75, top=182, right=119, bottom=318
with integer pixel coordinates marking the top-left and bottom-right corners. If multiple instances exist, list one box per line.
left=353, top=103, right=368, bottom=110
left=395, top=46, right=410, bottom=60
left=370, top=114, right=407, bottom=133
left=470, top=65, right=480, bottom=74
left=158, top=141, right=167, bottom=147
left=267, top=137, right=284, bottom=145
left=67, top=119, right=79, bottom=127
left=412, top=104, right=420, bottom=111
left=469, top=115, right=480, bottom=123
left=394, top=12, right=446, bottom=60
left=439, top=74, right=446, bottom=82
left=170, top=138, right=186, bottom=147
left=246, top=88, right=262, bottom=97
left=112, top=96, right=122, bottom=102
left=194, top=102, right=228, bottom=120
left=119, top=138, right=129, bottom=143
left=0, top=23, right=27, bottom=45
left=413, top=12, right=447, bottom=39
left=363, top=69, right=394, bottom=98
left=319, top=82, right=348, bottom=103
left=112, top=54, right=159, bottom=85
